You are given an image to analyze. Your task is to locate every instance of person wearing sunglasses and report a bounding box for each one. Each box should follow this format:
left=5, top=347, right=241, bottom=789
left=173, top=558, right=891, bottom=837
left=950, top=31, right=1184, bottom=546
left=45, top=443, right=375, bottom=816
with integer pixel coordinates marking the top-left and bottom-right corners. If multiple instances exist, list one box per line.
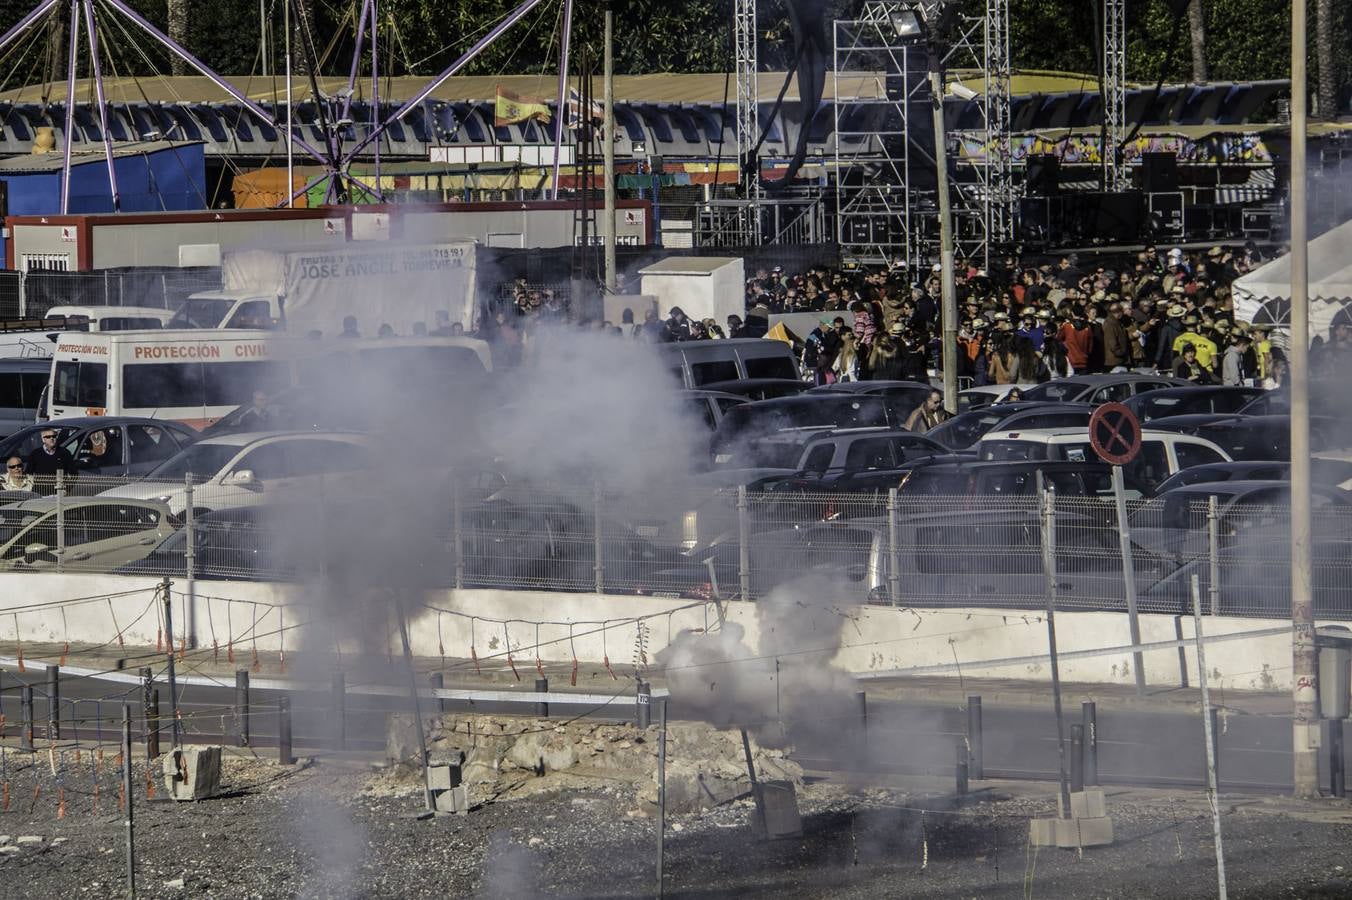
left=1, top=456, right=34, bottom=492
left=25, top=429, right=76, bottom=480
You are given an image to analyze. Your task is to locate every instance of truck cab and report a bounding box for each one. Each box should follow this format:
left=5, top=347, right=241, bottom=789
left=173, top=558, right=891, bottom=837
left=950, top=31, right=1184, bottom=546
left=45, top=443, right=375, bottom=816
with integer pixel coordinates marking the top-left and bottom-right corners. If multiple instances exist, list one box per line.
left=168, top=292, right=282, bottom=330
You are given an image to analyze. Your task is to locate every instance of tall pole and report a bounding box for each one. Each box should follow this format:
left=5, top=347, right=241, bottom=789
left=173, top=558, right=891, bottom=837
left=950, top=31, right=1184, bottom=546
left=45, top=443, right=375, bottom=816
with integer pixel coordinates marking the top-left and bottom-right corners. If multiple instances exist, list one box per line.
left=1289, top=0, right=1319, bottom=799
left=550, top=0, right=575, bottom=200
left=260, top=0, right=268, bottom=77
left=284, top=0, right=294, bottom=208
left=929, top=67, right=959, bottom=414
left=602, top=3, right=617, bottom=293
left=370, top=0, right=380, bottom=189
left=59, top=0, right=81, bottom=215
left=83, top=0, right=121, bottom=212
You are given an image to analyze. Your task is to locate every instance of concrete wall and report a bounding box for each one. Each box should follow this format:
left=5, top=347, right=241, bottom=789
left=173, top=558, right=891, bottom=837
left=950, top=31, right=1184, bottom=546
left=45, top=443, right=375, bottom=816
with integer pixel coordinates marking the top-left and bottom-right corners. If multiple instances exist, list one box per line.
left=0, top=572, right=1302, bottom=694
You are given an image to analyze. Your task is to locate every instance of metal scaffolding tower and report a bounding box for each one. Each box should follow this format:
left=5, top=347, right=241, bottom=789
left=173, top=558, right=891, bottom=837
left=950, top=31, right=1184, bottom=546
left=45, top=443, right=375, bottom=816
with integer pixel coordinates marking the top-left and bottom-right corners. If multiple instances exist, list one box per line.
left=939, top=0, right=1013, bottom=266
left=734, top=0, right=763, bottom=243
left=983, top=0, right=1013, bottom=244
left=1102, top=0, right=1128, bottom=190
left=833, top=1, right=931, bottom=267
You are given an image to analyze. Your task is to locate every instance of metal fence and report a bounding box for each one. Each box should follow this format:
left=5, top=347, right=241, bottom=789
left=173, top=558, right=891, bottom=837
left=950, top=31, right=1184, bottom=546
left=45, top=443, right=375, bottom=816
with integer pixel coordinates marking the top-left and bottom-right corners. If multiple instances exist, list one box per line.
left=0, top=267, right=222, bottom=318
left=9, top=473, right=1352, bottom=620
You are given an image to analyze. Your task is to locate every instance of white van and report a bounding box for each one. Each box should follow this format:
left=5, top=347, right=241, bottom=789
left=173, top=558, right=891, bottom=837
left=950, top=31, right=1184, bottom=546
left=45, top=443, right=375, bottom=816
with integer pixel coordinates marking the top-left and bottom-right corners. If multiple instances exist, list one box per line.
left=44, top=306, right=176, bottom=332
left=47, top=329, right=302, bottom=429
left=978, top=427, right=1233, bottom=493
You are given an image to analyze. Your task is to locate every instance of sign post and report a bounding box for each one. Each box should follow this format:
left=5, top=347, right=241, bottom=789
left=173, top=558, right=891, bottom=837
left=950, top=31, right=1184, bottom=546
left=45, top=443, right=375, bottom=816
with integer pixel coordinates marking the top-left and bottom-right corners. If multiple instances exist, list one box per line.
left=1089, top=402, right=1147, bottom=695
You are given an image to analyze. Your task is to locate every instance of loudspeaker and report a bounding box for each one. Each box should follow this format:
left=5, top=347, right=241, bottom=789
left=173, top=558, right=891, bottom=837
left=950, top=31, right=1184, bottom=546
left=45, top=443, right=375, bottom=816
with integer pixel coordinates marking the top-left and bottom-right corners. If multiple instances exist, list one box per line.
left=1140, top=152, right=1179, bottom=192
left=1025, top=155, right=1060, bottom=196
left=1091, top=192, right=1144, bottom=242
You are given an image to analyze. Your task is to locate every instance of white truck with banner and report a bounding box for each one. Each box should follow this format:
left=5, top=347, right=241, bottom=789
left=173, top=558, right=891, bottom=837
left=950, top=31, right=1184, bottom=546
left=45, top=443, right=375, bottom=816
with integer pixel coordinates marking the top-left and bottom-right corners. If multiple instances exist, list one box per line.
left=168, top=241, right=478, bottom=337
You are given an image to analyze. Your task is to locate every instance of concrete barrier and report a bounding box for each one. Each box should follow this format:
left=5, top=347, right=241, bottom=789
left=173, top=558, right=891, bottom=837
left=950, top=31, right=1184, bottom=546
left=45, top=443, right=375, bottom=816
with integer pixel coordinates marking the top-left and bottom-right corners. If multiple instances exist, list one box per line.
left=0, top=571, right=1305, bottom=692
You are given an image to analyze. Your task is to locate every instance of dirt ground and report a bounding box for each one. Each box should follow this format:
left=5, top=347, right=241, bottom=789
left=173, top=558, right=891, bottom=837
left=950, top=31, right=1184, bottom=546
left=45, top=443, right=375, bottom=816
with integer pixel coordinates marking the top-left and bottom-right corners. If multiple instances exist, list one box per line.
left=0, top=745, right=1350, bottom=899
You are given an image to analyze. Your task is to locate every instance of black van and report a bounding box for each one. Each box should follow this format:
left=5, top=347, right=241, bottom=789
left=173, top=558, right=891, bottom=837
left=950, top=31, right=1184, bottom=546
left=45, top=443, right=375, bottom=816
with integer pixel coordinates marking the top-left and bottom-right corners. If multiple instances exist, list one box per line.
left=0, top=358, right=51, bottom=438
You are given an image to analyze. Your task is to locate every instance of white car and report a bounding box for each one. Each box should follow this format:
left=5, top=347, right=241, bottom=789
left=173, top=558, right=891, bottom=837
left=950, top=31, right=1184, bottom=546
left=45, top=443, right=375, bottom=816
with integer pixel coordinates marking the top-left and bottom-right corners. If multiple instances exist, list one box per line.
left=0, top=497, right=174, bottom=572
left=977, top=426, right=1232, bottom=494
left=99, top=431, right=376, bottom=516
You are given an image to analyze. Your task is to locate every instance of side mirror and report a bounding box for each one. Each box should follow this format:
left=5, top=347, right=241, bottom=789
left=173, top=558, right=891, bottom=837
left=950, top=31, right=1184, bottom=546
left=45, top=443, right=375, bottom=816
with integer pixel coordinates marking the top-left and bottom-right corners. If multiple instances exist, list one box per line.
left=229, top=469, right=262, bottom=489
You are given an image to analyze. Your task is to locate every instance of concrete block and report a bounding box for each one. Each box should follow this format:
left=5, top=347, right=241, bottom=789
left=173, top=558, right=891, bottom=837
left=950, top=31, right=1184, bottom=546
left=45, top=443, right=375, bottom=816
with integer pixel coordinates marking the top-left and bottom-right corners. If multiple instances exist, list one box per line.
left=433, top=784, right=470, bottom=816
left=427, top=764, right=463, bottom=792
left=162, top=746, right=222, bottom=802
left=1057, top=788, right=1107, bottom=820
left=1029, top=815, right=1114, bottom=848
left=759, top=780, right=802, bottom=839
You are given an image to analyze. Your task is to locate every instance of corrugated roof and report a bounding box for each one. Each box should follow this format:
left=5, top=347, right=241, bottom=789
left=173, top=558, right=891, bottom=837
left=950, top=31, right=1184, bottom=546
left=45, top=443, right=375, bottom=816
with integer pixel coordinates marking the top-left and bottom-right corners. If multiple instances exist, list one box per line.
left=0, top=139, right=201, bottom=173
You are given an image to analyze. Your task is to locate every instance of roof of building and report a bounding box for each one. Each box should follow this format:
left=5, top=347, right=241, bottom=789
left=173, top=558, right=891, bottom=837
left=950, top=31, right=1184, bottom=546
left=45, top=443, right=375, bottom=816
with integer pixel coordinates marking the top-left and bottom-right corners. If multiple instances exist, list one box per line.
left=0, top=139, right=201, bottom=173
left=638, top=257, right=742, bottom=275
left=0, top=71, right=1289, bottom=105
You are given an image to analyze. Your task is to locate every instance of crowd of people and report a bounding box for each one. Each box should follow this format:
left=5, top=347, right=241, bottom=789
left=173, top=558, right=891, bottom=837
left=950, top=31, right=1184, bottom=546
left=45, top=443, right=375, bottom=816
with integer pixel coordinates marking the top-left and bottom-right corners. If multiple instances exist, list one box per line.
left=738, top=244, right=1352, bottom=389
left=487, top=246, right=1352, bottom=390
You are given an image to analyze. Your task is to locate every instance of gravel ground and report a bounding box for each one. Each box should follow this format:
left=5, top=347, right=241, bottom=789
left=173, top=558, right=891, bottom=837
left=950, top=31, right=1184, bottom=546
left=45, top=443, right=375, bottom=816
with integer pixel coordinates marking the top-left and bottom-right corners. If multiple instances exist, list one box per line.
left=0, top=749, right=1350, bottom=899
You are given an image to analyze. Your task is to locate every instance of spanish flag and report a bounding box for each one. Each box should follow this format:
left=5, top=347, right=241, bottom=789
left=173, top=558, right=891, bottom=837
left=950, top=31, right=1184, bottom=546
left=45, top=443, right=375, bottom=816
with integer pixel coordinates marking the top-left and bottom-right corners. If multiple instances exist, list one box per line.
left=495, top=86, right=552, bottom=127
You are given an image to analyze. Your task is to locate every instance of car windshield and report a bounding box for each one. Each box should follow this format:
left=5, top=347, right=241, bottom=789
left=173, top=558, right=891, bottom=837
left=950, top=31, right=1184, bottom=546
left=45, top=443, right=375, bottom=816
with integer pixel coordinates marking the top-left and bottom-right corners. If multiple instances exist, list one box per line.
left=928, top=411, right=1006, bottom=450
left=1021, top=382, right=1081, bottom=402
left=0, top=425, right=78, bottom=460
left=981, top=440, right=1049, bottom=461
left=0, top=507, right=44, bottom=546
left=146, top=443, right=240, bottom=481
left=167, top=298, right=234, bottom=329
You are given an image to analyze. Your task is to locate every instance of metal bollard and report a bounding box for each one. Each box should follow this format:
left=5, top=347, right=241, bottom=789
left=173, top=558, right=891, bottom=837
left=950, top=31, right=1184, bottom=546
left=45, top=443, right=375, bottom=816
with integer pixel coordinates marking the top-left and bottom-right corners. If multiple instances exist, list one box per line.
left=637, top=681, right=651, bottom=729
left=967, top=696, right=984, bottom=780
left=535, top=677, right=550, bottom=718
left=278, top=697, right=293, bottom=765
left=234, top=669, right=250, bottom=747
left=955, top=739, right=969, bottom=797
left=429, top=672, right=446, bottom=714
left=46, top=665, right=59, bottom=740
left=139, top=668, right=155, bottom=760
left=1070, top=724, right=1085, bottom=793
left=1209, top=707, right=1221, bottom=792
left=148, top=690, right=161, bottom=760
left=332, top=672, right=346, bottom=751
left=1081, top=701, right=1098, bottom=786
left=1330, top=720, right=1346, bottom=799
left=20, top=685, right=33, bottom=751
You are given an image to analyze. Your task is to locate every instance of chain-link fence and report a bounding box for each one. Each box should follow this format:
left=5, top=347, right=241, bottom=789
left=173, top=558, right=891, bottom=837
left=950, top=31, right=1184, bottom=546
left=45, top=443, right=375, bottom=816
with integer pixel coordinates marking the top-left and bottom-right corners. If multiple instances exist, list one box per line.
left=7, top=474, right=1352, bottom=620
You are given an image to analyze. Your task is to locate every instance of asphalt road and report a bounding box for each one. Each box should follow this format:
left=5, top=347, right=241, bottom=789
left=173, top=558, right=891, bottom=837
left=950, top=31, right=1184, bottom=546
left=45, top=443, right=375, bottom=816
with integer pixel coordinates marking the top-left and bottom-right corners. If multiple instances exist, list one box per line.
left=0, top=666, right=1340, bottom=795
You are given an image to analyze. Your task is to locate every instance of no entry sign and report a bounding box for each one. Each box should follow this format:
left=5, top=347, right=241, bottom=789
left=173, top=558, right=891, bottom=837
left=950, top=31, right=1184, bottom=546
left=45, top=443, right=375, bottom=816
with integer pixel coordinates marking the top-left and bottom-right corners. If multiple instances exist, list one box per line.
left=1088, top=402, right=1142, bottom=466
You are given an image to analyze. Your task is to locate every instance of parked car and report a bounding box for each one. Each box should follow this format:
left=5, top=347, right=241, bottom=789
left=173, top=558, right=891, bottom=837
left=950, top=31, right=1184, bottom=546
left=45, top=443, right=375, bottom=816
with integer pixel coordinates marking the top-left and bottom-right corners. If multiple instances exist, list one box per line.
left=1152, top=461, right=1291, bottom=495
left=679, top=390, right=747, bottom=432
left=658, top=338, right=800, bottom=389
left=1147, top=414, right=1352, bottom=461
left=699, top=378, right=810, bottom=402
left=98, top=431, right=376, bottom=516
left=808, top=379, right=936, bottom=413
left=896, top=459, right=1150, bottom=500
left=1129, top=480, right=1351, bottom=559
left=710, top=394, right=902, bottom=466
left=0, top=417, right=199, bottom=484
left=0, top=358, right=51, bottom=438
left=956, top=384, right=1038, bottom=412
left=978, top=426, right=1232, bottom=494
left=0, top=497, right=174, bottom=572
left=926, top=402, right=1095, bottom=451
left=1019, top=374, right=1188, bottom=405
left=1123, top=386, right=1266, bottom=422
left=726, top=426, right=945, bottom=474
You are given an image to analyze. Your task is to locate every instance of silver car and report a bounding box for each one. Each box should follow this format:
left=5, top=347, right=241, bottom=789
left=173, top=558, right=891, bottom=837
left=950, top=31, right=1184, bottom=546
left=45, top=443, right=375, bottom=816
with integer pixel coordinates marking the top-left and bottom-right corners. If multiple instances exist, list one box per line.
left=0, top=497, right=175, bottom=572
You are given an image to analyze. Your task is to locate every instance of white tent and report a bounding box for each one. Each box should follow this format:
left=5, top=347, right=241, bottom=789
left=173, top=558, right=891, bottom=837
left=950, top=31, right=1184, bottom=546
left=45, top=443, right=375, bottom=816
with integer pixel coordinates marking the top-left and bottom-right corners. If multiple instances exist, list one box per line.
left=1232, top=219, right=1352, bottom=344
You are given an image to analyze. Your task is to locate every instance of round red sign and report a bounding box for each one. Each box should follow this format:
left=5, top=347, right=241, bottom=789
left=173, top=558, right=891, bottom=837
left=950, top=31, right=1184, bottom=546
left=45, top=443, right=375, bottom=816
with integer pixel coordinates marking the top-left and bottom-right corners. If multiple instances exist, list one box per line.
left=1088, top=402, right=1142, bottom=466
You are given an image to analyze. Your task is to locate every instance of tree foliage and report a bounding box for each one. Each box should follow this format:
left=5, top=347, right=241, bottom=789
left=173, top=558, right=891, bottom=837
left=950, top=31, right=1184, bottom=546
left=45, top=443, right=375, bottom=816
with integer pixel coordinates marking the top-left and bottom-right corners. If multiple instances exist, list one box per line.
left=0, top=0, right=1346, bottom=106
